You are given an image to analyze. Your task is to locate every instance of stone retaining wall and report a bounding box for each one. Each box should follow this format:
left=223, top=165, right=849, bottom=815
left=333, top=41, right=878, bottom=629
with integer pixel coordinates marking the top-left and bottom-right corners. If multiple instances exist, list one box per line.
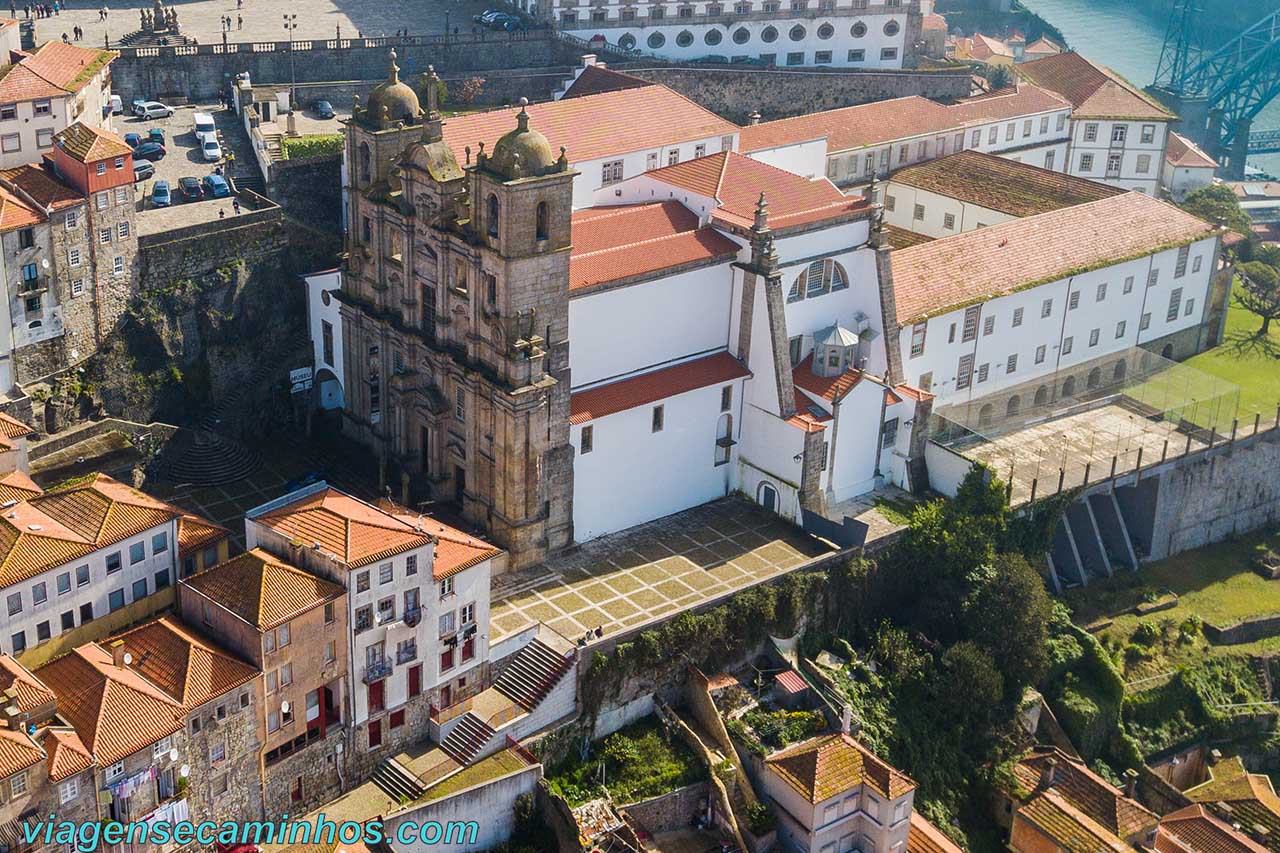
left=622, top=781, right=710, bottom=834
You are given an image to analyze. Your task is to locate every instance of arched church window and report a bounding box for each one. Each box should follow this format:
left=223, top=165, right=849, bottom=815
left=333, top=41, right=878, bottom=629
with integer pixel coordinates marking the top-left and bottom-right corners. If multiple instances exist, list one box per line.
left=487, top=194, right=499, bottom=238
left=536, top=202, right=549, bottom=242
left=359, top=143, right=371, bottom=183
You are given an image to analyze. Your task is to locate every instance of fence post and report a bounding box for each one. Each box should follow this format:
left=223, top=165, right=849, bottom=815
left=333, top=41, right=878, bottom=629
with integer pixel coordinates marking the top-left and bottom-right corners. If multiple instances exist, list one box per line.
left=1161, top=439, right=1168, bottom=462
left=1057, top=467, right=1065, bottom=494
left=1029, top=478, right=1038, bottom=503
left=1109, top=455, right=1118, bottom=479
left=1255, top=412, right=1262, bottom=436
left=1134, top=447, right=1144, bottom=482
left=1186, top=432, right=1193, bottom=455
left=1231, top=418, right=1239, bottom=443
left=1082, top=462, right=1091, bottom=486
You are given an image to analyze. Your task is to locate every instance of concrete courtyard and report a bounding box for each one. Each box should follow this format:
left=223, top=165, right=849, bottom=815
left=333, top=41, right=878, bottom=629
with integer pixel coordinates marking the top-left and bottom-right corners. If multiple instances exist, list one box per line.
left=489, top=496, right=836, bottom=646
left=21, top=0, right=495, bottom=49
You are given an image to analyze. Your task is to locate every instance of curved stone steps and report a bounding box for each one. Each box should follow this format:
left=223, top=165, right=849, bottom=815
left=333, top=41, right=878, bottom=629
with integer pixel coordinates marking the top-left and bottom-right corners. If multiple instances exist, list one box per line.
left=155, top=428, right=261, bottom=486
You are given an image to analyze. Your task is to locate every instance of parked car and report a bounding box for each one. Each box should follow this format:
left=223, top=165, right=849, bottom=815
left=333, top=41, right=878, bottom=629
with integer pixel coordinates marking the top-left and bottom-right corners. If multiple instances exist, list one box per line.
left=151, top=180, right=171, bottom=207
left=178, top=176, right=201, bottom=202
left=201, top=174, right=230, bottom=198
left=108, top=94, right=123, bottom=115
left=132, top=142, right=166, bottom=161
left=123, top=132, right=142, bottom=148
left=313, top=100, right=335, bottom=119
left=192, top=111, right=216, bottom=139
left=473, top=9, right=503, bottom=22
left=132, top=161, right=155, bottom=181
left=134, top=101, right=173, bottom=119
left=131, top=98, right=147, bottom=115
left=201, top=137, right=222, bottom=162
left=148, top=127, right=165, bottom=145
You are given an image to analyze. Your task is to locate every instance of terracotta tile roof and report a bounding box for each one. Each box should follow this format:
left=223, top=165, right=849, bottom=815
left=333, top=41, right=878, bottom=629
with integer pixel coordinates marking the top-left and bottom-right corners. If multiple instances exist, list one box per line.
left=741, top=85, right=1067, bottom=159
left=0, top=182, right=43, bottom=232
left=646, top=151, right=868, bottom=231
left=43, top=727, right=92, bottom=781
left=0, top=163, right=83, bottom=211
left=774, top=670, right=807, bottom=694
left=255, top=487, right=433, bottom=569
left=569, top=351, right=750, bottom=425
left=0, top=727, right=43, bottom=779
left=53, top=121, right=132, bottom=163
left=765, top=732, right=915, bottom=803
left=176, top=512, right=229, bottom=558
left=740, top=96, right=955, bottom=154
left=890, top=191, right=1218, bottom=323
left=883, top=224, right=934, bottom=250
left=22, top=42, right=115, bottom=94
left=0, top=653, right=55, bottom=714
left=787, top=389, right=831, bottom=433
left=1019, top=51, right=1173, bottom=120
left=1167, top=132, right=1218, bottom=169
left=1159, top=804, right=1269, bottom=853
left=560, top=64, right=650, bottom=100
left=0, top=470, right=40, bottom=504
left=922, top=12, right=947, bottom=30
left=443, top=85, right=736, bottom=166
left=1187, top=755, right=1280, bottom=808
left=0, top=61, right=65, bottom=103
left=362, top=499, right=501, bottom=580
left=1026, top=36, right=1064, bottom=55
left=793, top=354, right=912, bottom=406
left=909, top=812, right=963, bottom=853
left=890, top=150, right=1125, bottom=217
left=182, top=547, right=344, bottom=631
left=569, top=202, right=740, bottom=291
left=111, top=616, right=258, bottom=708
left=970, top=33, right=1013, bottom=60
left=0, top=473, right=192, bottom=590
left=36, top=643, right=184, bottom=765
left=1013, top=747, right=1159, bottom=842
left=0, top=410, right=34, bottom=440
left=893, top=382, right=935, bottom=402
left=1018, top=789, right=1134, bottom=852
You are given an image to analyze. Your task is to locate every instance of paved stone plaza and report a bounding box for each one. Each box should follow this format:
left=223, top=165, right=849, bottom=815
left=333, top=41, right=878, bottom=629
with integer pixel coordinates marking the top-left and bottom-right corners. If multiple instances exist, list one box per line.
left=22, top=0, right=491, bottom=53
left=488, top=496, right=837, bottom=645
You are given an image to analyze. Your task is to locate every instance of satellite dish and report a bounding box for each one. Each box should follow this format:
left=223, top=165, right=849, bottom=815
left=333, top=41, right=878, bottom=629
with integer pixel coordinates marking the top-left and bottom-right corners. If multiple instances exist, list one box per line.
left=280, top=701, right=290, bottom=713
left=122, top=652, right=133, bottom=665
left=41, top=258, right=48, bottom=269
left=168, top=748, right=178, bottom=761
left=180, top=764, right=190, bottom=778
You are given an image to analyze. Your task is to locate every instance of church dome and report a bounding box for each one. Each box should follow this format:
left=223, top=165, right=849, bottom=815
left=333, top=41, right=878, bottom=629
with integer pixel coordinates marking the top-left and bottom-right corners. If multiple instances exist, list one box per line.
left=365, top=49, right=420, bottom=127
left=487, top=102, right=556, bottom=178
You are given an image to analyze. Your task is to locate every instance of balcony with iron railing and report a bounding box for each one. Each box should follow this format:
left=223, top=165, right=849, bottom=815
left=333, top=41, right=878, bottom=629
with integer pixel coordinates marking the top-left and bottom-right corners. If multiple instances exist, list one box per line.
left=362, top=656, right=393, bottom=684
left=396, top=642, right=418, bottom=664
left=404, top=605, right=422, bottom=627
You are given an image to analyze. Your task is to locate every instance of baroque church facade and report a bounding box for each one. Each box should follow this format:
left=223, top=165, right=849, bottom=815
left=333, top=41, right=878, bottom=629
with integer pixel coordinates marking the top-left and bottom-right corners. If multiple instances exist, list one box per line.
left=337, top=53, right=577, bottom=570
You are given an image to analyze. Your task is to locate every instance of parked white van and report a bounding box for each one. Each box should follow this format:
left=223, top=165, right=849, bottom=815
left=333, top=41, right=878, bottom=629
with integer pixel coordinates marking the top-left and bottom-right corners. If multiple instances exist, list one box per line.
left=193, top=112, right=216, bottom=140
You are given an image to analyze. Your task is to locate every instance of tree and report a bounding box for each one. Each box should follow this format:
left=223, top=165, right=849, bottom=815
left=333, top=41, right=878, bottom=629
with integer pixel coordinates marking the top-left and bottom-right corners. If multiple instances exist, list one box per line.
left=963, top=553, right=1053, bottom=692
left=983, top=64, right=1013, bottom=90
left=936, top=641, right=1004, bottom=720
left=1237, top=260, right=1280, bottom=335
left=1180, top=184, right=1253, bottom=236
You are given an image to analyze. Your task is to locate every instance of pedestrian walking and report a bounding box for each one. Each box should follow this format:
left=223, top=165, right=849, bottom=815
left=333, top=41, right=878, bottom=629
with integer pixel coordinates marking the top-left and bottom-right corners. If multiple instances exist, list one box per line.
left=236, top=14, right=241, bottom=28
left=232, top=197, right=240, bottom=213
left=218, top=208, right=225, bottom=219
left=60, top=30, right=67, bottom=41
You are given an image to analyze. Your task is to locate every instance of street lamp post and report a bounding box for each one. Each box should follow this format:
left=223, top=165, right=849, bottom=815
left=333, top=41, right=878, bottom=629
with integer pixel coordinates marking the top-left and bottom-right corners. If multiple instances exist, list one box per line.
left=283, top=13, right=298, bottom=107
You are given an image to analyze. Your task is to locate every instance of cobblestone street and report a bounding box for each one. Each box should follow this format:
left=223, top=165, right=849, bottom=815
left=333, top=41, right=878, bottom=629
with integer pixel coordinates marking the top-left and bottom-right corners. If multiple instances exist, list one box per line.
left=19, top=0, right=492, bottom=52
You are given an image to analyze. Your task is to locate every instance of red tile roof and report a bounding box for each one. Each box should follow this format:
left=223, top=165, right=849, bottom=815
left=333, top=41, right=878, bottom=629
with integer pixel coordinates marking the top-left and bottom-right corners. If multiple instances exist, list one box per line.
left=560, top=63, right=650, bottom=100
left=646, top=151, right=868, bottom=231
left=442, top=85, right=736, bottom=166
left=176, top=512, right=229, bottom=558
left=0, top=727, right=43, bottom=779
left=740, top=85, right=1067, bottom=157
left=255, top=487, right=433, bottom=569
left=774, top=670, right=808, bottom=694
left=570, top=351, right=750, bottom=424
left=0, top=410, right=34, bottom=439
left=922, top=12, right=947, bottom=31
left=112, top=616, right=258, bottom=708
left=43, top=727, right=93, bottom=781
left=787, top=389, right=831, bottom=433
left=1166, top=132, right=1218, bottom=169
left=909, top=812, right=964, bottom=853
left=0, top=183, right=43, bottom=232
left=1158, top=804, right=1269, bottom=853
left=889, top=150, right=1125, bottom=217
left=21, top=42, right=115, bottom=94
left=36, top=642, right=185, bottom=765
left=890, top=191, right=1218, bottom=323
left=0, top=62, right=64, bottom=103
left=792, top=355, right=915, bottom=406
left=0, top=163, right=83, bottom=211
left=53, top=121, right=133, bottom=163
left=1013, top=746, right=1159, bottom=843
left=0, top=470, right=41, bottom=504
left=569, top=202, right=740, bottom=291
left=1019, top=51, right=1173, bottom=120
left=182, top=547, right=344, bottom=631
left=765, top=732, right=915, bottom=803
left=372, top=499, right=502, bottom=580
left=0, top=653, right=55, bottom=714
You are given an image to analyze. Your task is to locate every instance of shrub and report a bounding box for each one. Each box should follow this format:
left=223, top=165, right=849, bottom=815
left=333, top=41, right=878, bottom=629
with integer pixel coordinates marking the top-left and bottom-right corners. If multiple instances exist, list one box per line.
left=1132, top=622, right=1161, bottom=646
left=281, top=134, right=343, bottom=160
left=745, top=802, right=775, bottom=836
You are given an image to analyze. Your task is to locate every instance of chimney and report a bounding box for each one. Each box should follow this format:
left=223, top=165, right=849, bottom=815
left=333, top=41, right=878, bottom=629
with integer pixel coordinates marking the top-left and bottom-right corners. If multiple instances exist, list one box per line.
left=582, top=54, right=597, bottom=67
left=1040, top=757, right=1057, bottom=789
left=1124, top=768, right=1138, bottom=798
left=840, top=705, right=852, bottom=735
left=747, top=109, right=761, bottom=126
left=110, top=639, right=127, bottom=668
left=1, top=687, right=19, bottom=729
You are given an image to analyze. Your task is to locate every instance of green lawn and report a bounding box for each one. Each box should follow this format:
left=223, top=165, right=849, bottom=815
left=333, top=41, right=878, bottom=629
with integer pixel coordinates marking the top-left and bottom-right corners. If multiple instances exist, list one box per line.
left=1065, top=526, right=1280, bottom=679
left=1181, top=281, right=1280, bottom=422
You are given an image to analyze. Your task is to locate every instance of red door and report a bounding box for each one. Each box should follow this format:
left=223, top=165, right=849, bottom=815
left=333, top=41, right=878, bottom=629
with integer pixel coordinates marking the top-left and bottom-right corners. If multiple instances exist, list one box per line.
left=408, top=664, right=421, bottom=698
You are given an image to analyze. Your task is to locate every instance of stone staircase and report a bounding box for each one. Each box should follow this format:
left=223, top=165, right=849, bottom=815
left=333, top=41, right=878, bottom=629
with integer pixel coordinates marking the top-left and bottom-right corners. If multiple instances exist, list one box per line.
left=370, top=756, right=426, bottom=803
left=1253, top=657, right=1274, bottom=701
left=491, top=564, right=559, bottom=602
left=153, top=428, right=261, bottom=486
left=438, top=712, right=498, bottom=765
left=493, top=637, right=574, bottom=709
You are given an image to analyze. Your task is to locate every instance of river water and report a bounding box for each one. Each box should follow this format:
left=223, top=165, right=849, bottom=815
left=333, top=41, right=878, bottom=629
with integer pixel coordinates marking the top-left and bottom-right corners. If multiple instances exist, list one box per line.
left=1018, top=0, right=1280, bottom=175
